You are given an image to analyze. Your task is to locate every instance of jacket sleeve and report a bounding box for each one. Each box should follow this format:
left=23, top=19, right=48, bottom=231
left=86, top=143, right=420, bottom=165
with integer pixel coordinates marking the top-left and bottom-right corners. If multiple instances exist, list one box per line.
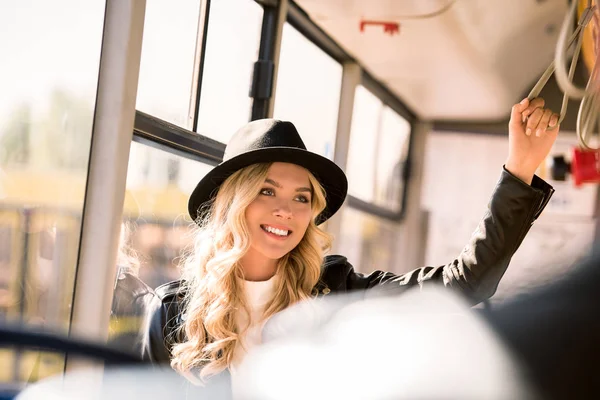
left=339, top=167, right=554, bottom=305
left=140, top=281, right=185, bottom=365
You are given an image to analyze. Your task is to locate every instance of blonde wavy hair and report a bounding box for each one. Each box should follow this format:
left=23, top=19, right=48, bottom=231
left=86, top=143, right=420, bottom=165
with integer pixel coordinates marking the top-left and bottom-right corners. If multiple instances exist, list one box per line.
left=170, top=162, right=332, bottom=378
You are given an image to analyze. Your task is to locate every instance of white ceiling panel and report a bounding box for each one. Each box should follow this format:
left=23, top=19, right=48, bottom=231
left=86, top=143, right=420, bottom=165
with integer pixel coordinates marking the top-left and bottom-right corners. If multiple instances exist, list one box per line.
left=295, top=0, right=568, bottom=120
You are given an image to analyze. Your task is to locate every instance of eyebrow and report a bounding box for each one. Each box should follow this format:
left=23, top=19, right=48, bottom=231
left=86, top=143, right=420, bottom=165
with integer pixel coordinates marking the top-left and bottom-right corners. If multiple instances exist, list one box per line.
left=265, top=178, right=312, bottom=194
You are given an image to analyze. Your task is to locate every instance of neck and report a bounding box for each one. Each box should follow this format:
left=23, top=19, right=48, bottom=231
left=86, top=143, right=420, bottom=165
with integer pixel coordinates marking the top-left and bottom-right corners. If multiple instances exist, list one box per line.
left=239, top=248, right=278, bottom=281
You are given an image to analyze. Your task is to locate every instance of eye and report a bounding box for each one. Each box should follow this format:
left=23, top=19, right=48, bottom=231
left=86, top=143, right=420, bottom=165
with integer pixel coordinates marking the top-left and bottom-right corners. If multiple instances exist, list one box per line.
left=295, top=195, right=310, bottom=204
left=260, top=188, right=275, bottom=196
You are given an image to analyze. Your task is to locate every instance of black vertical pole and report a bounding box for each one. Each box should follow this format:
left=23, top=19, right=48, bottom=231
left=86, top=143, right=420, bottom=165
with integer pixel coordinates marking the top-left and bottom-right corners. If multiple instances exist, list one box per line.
left=250, top=2, right=283, bottom=120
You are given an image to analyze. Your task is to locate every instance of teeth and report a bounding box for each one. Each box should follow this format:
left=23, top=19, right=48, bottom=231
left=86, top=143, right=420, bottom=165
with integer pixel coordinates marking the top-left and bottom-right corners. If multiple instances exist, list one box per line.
left=264, top=226, right=289, bottom=236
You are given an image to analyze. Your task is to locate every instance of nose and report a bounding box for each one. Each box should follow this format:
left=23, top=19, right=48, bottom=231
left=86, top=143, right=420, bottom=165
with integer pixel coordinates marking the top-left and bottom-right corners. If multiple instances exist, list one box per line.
left=273, top=199, right=293, bottom=219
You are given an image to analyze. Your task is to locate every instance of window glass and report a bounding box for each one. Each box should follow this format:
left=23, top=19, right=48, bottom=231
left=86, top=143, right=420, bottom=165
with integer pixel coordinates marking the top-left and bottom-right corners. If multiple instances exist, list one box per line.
left=346, top=86, right=411, bottom=212
left=336, top=206, right=403, bottom=274
left=108, top=141, right=212, bottom=352
left=273, top=23, right=343, bottom=159
left=375, top=106, right=411, bottom=212
left=136, top=0, right=202, bottom=128
left=195, top=0, right=263, bottom=142
left=346, top=85, right=381, bottom=202
left=0, top=0, right=105, bottom=384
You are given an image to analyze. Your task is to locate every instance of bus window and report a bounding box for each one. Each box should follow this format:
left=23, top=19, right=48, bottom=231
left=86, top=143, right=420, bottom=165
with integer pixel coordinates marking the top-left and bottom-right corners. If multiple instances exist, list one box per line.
left=107, top=141, right=212, bottom=353
left=375, top=106, right=411, bottom=212
left=346, top=85, right=411, bottom=213
left=273, top=22, right=343, bottom=159
left=336, top=206, right=402, bottom=274
left=136, top=0, right=202, bottom=129
left=346, top=85, right=382, bottom=203
left=195, top=0, right=263, bottom=142
left=0, top=0, right=105, bottom=384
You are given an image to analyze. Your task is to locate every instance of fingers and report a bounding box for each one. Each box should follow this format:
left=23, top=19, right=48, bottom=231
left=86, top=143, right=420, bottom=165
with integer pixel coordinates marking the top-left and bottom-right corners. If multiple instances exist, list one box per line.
left=534, top=109, right=553, bottom=137
left=516, top=97, right=559, bottom=136
left=526, top=108, right=544, bottom=136
left=522, top=97, right=545, bottom=121
left=510, top=98, right=529, bottom=125
left=549, top=113, right=559, bottom=129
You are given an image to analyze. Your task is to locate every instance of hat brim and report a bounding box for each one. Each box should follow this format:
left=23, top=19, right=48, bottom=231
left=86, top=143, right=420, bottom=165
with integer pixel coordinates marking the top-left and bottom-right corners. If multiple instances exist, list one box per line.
left=188, top=147, right=348, bottom=225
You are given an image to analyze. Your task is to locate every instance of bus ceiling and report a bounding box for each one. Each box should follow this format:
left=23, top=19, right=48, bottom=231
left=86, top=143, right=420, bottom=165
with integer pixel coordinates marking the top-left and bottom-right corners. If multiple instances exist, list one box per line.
left=293, top=0, right=598, bottom=132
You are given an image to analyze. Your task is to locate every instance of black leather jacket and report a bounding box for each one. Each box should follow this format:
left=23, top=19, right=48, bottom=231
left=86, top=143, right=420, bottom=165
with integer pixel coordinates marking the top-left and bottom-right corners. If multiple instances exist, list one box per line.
left=142, top=168, right=554, bottom=366
left=108, top=270, right=155, bottom=354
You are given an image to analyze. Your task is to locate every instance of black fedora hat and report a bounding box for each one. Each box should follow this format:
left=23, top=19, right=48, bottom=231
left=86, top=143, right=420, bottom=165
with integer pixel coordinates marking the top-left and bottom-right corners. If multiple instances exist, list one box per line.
left=188, top=119, right=348, bottom=225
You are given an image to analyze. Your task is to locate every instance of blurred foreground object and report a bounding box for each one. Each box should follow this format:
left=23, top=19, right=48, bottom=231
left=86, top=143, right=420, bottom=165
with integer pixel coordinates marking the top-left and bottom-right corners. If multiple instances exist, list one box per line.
left=484, top=249, right=600, bottom=400
left=237, top=287, right=533, bottom=400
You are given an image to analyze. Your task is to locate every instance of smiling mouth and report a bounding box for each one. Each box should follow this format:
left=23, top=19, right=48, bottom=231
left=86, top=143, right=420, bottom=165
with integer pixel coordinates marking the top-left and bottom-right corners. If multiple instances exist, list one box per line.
left=260, top=225, right=292, bottom=238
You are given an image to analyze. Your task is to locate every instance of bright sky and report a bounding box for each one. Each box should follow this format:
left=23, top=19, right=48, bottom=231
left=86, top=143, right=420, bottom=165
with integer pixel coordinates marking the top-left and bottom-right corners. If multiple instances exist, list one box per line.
left=0, top=0, right=105, bottom=121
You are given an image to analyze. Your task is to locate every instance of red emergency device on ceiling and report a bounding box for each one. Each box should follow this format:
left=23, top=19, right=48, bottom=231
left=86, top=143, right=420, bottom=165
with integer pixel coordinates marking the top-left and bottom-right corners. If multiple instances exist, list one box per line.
left=359, top=19, right=400, bottom=36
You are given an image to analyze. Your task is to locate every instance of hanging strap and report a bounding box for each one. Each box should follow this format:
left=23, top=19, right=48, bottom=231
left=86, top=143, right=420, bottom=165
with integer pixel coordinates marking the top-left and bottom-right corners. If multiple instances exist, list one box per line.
left=527, top=1, right=597, bottom=126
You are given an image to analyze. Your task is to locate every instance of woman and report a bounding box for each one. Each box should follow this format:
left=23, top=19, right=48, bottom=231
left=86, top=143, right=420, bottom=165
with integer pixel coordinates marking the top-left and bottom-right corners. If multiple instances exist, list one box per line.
left=142, top=97, right=558, bottom=385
